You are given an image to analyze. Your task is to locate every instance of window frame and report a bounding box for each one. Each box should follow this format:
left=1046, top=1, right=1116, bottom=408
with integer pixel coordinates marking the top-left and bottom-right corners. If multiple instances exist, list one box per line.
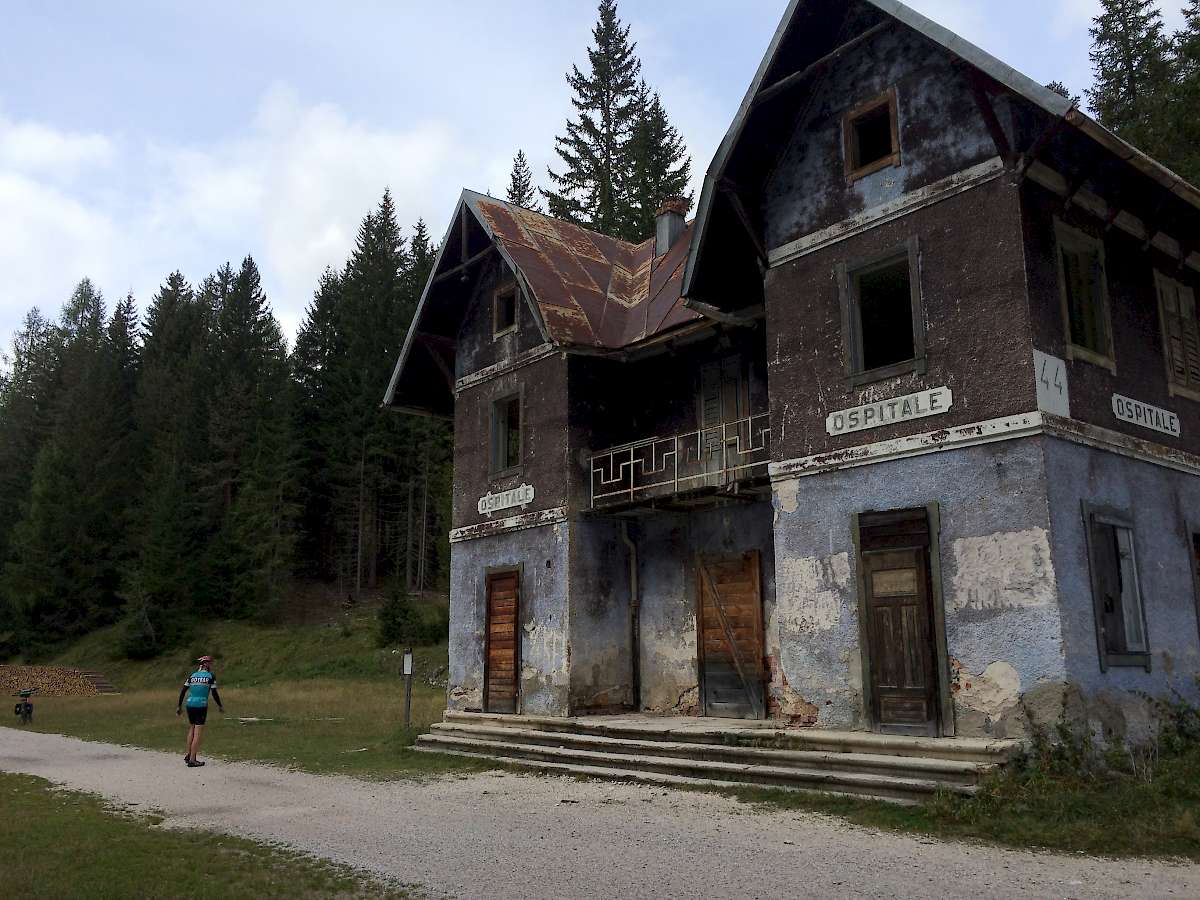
left=1154, top=269, right=1200, bottom=402
left=843, top=87, right=901, bottom=183
left=837, top=236, right=926, bottom=387
left=492, top=284, right=518, bottom=340
left=489, top=390, right=523, bottom=478
left=1081, top=501, right=1151, bottom=672
left=1054, top=219, right=1116, bottom=373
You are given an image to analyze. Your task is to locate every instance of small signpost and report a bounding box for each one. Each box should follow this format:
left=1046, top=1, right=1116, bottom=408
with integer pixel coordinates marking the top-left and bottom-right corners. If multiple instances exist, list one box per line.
left=402, top=647, right=414, bottom=727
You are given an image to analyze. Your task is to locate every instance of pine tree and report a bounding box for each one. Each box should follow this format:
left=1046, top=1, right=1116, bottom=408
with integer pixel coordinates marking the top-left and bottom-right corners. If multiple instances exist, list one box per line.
left=1046, top=80, right=1082, bottom=106
left=625, top=81, right=693, bottom=242
left=1171, top=1, right=1200, bottom=184
left=1087, top=0, right=1174, bottom=161
left=543, top=0, right=643, bottom=236
left=506, top=150, right=541, bottom=210
left=408, top=219, right=438, bottom=301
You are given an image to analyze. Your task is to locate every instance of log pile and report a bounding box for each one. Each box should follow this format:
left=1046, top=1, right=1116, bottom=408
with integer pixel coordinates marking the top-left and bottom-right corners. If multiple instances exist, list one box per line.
left=0, top=665, right=116, bottom=696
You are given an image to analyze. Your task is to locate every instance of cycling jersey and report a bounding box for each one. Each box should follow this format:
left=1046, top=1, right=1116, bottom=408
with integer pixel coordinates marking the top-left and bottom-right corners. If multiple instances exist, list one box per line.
left=184, top=670, right=217, bottom=708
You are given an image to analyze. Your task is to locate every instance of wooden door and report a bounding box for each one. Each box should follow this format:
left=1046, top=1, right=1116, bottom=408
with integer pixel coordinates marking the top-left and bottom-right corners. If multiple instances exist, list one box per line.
left=485, top=572, right=519, bottom=714
left=698, top=357, right=746, bottom=486
left=861, top=547, right=939, bottom=736
left=698, top=551, right=765, bottom=719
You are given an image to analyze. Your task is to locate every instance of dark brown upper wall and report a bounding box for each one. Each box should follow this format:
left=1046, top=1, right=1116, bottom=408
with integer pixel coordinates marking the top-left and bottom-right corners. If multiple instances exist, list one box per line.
left=1022, top=181, right=1200, bottom=454
left=761, top=26, right=1006, bottom=251
left=764, top=177, right=1035, bottom=462
left=454, top=256, right=549, bottom=380
left=451, top=352, right=570, bottom=530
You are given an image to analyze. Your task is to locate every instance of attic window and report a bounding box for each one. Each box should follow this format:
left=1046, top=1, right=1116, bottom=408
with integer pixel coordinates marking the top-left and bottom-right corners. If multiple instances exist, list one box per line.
left=844, top=89, right=900, bottom=182
left=494, top=286, right=517, bottom=337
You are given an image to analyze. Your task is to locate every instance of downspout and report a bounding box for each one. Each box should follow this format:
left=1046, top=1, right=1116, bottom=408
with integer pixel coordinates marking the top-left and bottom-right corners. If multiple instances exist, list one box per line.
left=621, top=521, right=641, bottom=711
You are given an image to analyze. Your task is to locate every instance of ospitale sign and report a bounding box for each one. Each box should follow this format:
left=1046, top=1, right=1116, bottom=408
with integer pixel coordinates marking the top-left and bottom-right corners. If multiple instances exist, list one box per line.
left=1111, top=394, right=1181, bottom=438
left=478, top=483, right=535, bottom=517
left=826, top=386, right=954, bottom=436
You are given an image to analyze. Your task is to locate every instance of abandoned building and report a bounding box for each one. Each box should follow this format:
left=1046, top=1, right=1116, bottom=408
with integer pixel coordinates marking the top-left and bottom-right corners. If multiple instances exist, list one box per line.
left=384, top=0, right=1200, bottom=769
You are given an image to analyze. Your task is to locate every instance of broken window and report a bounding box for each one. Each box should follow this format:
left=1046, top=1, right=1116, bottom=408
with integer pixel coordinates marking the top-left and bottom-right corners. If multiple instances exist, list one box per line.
left=839, top=237, right=924, bottom=384
left=1155, top=271, right=1200, bottom=398
left=1084, top=505, right=1149, bottom=670
left=1055, top=221, right=1112, bottom=367
left=844, top=89, right=900, bottom=181
left=491, top=395, right=521, bottom=472
left=493, top=286, right=517, bottom=337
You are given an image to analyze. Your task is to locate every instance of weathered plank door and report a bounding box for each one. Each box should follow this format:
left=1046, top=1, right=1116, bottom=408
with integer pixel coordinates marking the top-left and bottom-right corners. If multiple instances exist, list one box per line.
left=698, top=357, right=745, bottom=487
left=698, top=551, right=765, bottom=719
left=484, top=572, right=519, bottom=714
left=859, top=509, right=939, bottom=735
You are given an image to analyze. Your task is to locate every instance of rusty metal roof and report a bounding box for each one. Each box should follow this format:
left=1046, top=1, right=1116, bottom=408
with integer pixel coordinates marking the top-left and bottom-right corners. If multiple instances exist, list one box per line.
left=466, top=191, right=701, bottom=349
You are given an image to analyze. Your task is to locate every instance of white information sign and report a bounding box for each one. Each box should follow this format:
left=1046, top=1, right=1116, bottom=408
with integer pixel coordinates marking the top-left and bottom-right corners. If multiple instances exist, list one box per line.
left=1034, top=350, right=1070, bottom=418
left=478, top=483, right=535, bottom=517
left=826, top=386, right=954, bottom=436
left=1111, top=394, right=1181, bottom=437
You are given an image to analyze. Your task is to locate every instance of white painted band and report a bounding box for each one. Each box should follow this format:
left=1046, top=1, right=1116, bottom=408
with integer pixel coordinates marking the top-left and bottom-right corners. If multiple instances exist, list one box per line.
left=455, top=343, right=558, bottom=394
left=449, top=506, right=568, bottom=544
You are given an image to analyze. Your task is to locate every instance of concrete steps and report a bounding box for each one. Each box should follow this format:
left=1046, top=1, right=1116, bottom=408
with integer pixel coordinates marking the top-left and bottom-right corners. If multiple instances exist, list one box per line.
left=415, top=712, right=1024, bottom=803
left=80, top=672, right=120, bottom=695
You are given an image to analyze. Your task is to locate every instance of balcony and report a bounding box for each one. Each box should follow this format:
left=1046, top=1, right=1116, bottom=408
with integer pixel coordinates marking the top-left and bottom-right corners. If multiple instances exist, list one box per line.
left=589, top=413, right=772, bottom=510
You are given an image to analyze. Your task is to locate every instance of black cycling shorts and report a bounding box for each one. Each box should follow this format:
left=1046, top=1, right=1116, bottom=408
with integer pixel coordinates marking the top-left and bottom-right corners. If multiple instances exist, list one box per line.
left=186, top=706, right=208, bottom=726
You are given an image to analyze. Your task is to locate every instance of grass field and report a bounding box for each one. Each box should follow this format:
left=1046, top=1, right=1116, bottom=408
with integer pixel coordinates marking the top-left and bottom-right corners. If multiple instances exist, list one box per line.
left=0, top=771, right=407, bottom=899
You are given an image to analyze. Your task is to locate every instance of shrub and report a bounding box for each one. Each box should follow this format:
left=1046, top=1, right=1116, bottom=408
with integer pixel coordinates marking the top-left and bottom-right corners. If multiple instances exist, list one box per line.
left=377, top=591, right=448, bottom=648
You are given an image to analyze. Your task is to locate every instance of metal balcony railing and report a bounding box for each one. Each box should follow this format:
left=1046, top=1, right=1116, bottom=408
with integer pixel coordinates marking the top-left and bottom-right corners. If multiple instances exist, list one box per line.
left=589, top=412, right=771, bottom=508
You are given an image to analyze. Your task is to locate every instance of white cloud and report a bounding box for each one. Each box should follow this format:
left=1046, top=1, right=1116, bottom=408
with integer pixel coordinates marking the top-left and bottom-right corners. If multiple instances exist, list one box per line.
left=0, top=113, right=114, bottom=179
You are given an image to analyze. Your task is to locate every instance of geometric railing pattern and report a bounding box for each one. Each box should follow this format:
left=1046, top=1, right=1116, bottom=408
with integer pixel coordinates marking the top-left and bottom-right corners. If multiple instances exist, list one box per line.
left=590, top=412, right=771, bottom=508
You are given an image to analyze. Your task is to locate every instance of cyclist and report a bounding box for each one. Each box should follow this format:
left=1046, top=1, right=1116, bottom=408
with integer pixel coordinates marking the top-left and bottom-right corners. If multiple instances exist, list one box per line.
left=176, top=655, right=224, bottom=767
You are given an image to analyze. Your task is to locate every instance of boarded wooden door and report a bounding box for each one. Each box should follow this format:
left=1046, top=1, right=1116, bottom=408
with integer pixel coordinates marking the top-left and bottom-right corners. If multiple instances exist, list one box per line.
left=698, top=551, right=765, bottom=719
left=698, top=357, right=746, bottom=486
left=485, top=572, right=519, bottom=714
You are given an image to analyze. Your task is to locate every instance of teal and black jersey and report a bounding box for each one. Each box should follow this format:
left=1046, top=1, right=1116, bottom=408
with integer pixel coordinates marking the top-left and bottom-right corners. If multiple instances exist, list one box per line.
left=184, top=670, right=217, bottom=708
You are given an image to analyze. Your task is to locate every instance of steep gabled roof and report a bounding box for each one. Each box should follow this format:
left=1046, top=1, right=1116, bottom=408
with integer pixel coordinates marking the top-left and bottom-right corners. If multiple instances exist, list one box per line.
left=382, top=191, right=700, bottom=411
left=683, top=0, right=1200, bottom=305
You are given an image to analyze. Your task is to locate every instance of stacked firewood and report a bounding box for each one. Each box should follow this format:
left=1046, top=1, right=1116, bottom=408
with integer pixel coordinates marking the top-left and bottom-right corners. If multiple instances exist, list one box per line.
left=0, top=665, right=105, bottom=696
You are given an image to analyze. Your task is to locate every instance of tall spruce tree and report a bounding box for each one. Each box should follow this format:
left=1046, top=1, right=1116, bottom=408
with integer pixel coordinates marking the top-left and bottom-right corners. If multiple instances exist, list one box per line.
left=1087, top=0, right=1174, bottom=161
left=544, top=0, right=642, bottom=236
left=625, top=81, right=693, bottom=242
left=1172, top=1, right=1200, bottom=184
left=506, top=150, right=541, bottom=210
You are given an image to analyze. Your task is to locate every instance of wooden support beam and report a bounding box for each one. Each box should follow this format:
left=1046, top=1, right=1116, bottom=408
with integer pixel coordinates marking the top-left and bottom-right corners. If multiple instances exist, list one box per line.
left=718, top=178, right=769, bottom=269
left=1062, top=171, right=1090, bottom=211
left=752, top=22, right=889, bottom=109
left=1014, top=114, right=1069, bottom=184
left=432, top=245, right=496, bottom=285
left=964, top=70, right=1013, bottom=167
left=418, top=335, right=456, bottom=394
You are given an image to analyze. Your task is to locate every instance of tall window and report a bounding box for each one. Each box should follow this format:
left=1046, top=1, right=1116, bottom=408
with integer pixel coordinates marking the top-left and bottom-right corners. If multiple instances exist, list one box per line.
left=843, top=88, right=900, bottom=182
left=1155, top=271, right=1200, bottom=398
left=491, top=395, right=521, bottom=473
left=1055, top=221, right=1113, bottom=369
left=1084, top=505, right=1150, bottom=670
left=493, top=286, right=517, bottom=337
left=838, top=237, right=925, bottom=385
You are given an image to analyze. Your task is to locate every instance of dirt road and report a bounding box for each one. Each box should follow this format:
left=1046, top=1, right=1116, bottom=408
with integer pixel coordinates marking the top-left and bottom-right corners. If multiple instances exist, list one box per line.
left=1, top=728, right=1196, bottom=899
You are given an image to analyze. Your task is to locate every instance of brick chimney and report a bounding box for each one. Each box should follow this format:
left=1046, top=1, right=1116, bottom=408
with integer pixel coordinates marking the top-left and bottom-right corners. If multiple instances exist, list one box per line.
left=654, top=196, right=689, bottom=257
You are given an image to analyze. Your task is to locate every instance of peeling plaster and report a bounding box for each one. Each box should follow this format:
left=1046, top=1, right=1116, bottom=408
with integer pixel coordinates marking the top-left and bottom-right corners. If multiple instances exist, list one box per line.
left=949, top=528, right=1055, bottom=614
left=775, top=553, right=850, bottom=632
left=775, top=479, right=800, bottom=515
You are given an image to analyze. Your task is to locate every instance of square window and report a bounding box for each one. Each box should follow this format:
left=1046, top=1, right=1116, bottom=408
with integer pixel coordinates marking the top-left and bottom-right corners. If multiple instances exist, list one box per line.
left=1085, top=505, right=1150, bottom=669
left=844, top=90, right=900, bottom=181
left=1155, top=271, right=1200, bottom=397
left=491, top=395, right=521, bottom=472
left=1055, top=222, right=1113, bottom=368
left=839, top=238, right=924, bottom=383
left=494, top=287, right=517, bottom=337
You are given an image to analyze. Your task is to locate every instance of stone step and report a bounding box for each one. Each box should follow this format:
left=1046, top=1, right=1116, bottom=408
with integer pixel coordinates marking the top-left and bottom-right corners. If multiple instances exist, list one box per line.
left=429, top=721, right=991, bottom=785
left=442, top=711, right=1022, bottom=764
left=415, top=733, right=976, bottom=802
left=80, top=672, right=120, bottom=695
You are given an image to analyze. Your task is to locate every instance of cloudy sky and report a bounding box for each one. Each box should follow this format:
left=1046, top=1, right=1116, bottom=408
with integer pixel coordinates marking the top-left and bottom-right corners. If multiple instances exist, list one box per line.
left=1, top=0, right=1190, bottom=346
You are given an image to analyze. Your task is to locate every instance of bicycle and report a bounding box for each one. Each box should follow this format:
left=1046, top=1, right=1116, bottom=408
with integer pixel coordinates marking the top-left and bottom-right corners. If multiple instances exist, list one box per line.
left=13, top=689, right=34, bottom=725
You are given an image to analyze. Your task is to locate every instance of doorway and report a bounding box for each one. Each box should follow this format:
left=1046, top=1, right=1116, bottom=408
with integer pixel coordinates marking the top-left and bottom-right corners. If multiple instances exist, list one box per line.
left=484, top=570, right=519, bottom=714
left=856, top=508, right=943, bottom=736
left=697, top=550, right=765, bottom=719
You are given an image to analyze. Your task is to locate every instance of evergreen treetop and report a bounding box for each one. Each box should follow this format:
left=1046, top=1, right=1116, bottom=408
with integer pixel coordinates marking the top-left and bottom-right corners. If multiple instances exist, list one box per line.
left=506, top=150, right=540, bottom=211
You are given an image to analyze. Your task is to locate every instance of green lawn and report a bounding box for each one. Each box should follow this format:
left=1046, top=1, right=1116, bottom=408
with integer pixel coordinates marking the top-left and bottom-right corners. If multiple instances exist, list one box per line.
left=0, top=771, right=408, bottom=899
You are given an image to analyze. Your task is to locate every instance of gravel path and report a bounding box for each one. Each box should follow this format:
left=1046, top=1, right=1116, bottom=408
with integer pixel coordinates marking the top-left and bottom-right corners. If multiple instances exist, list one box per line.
left=2, top=728, right=1197, bottom=900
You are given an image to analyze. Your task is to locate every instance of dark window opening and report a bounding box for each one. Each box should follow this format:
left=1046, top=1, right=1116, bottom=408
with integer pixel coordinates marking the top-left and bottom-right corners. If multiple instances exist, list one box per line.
left=1086, top=509, right=1148, bottom=667
left=1056, top=223, right=1111, bottom=363
left=856, top=257, right=915, bottom=372
left=492, top=395, right=521, bottom=472
left=853, top=104, right=894, bottom=170
left=494, top=288, right=517, bottom=336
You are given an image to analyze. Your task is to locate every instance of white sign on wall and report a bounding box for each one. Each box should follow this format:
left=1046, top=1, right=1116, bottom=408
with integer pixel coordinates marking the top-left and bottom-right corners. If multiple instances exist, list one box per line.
left=826, top=386, right=954, bottom=436
left=478, top=483, right=535, bottom=517
left=1111, top=394, right=1181, bottom=438
left=1033, top=350, right=1070, bottom=418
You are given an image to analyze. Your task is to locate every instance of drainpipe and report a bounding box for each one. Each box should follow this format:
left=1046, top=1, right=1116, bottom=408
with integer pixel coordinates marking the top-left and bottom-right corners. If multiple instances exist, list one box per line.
left=621, top=521, right=641, bottom=711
